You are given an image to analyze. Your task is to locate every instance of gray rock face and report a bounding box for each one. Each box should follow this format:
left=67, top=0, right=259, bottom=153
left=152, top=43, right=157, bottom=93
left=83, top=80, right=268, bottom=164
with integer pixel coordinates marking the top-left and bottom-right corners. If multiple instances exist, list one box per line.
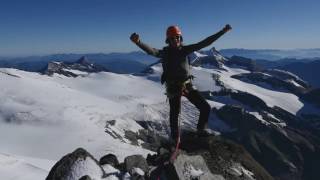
left=43, top=56, right=108, bottom=77
left=124, top=155, right=149, bottom=175
left=216, top=105, right=320, bottom=180
left=227, top=56, right=260, bottom=71
left=231, top=91, right=269, bottom=110
left=192, top=56, right=224, bottom=69
left=147, top=131, right=273, bottom=180
left=179, top=131, right=273, bottom=180
left=124, top=129, right=164, bottom=152
left=173, top=154, right=225, bottom=180
left=47, top=132, right=274, bottom=180
left=99, top=154, right=119, bottom=168
left=264, top=69, right=309, bottom=88
left=45, top=61, right=78, bottom=77
left=46, top=148, right=105, bottom=180
left=303, top=88, right=320, bottom=107
left=231, top=72, right=309, bottom=95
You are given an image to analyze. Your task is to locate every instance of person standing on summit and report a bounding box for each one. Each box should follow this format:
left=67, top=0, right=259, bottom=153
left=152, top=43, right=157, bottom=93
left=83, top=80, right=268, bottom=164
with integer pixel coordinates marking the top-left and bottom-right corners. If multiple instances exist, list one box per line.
left=130, top=24, right=232, bottom=143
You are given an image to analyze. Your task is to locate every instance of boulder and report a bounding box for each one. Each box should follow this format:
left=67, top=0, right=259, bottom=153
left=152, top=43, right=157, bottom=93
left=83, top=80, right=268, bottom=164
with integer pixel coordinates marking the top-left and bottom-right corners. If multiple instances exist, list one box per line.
left=99, top=154, right=119, bottom=168
left=173, top=153, right=225, bottom=180
left=46, top=148, right=105, bottom=180
left=124, top=155, right=149, bottom=175
left=78, top=175, right=92, bottom=180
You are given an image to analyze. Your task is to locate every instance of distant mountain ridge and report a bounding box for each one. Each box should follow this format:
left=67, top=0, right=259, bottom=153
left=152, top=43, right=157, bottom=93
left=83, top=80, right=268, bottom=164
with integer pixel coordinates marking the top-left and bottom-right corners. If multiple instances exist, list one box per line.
left=220, top=48, right=320, bottom=60
left=0, top=51, right=157, bottom=74
left=42, top=56, right=109, bottom=77
left=201, top=48, right=320, bottom=88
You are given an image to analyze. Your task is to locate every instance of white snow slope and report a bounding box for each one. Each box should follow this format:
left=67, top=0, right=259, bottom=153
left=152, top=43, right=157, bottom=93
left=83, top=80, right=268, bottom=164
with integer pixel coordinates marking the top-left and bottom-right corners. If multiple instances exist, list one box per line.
left=0, top=68, right=165, bottom=179
left=191, top=65, right=319, bottom=115
left=0, top=67, right=212, bottom=179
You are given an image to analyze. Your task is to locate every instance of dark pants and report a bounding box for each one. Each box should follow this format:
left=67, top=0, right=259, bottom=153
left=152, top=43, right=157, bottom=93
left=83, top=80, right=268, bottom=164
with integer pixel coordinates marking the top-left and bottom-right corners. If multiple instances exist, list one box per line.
left=169, top=89, right=211, bottom=140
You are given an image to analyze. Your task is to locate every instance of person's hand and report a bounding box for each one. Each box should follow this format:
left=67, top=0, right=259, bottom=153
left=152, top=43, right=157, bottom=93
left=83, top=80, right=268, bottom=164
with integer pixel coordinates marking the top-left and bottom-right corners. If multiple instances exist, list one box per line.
left=223, top=24, right=232, bottom=33
left=130, top=33, right=140, bottom=43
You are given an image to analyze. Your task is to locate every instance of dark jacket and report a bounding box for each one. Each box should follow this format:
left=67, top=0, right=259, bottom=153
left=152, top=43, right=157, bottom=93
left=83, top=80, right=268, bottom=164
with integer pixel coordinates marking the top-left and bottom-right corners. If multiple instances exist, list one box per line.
left=136, top=30, right=226, bottom=83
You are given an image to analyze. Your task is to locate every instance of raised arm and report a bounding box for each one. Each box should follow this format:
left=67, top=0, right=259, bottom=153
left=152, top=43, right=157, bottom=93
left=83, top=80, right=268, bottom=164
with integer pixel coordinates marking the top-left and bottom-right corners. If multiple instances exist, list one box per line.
left=130, top=33, right=163, bottom=58
left=184, top=24, right=232, bottom=54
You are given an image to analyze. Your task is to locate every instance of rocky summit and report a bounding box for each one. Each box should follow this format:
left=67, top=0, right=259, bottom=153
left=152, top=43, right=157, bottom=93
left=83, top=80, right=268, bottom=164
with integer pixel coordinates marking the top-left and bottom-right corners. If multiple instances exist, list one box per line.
left=46, top=131, right=273, bottom=180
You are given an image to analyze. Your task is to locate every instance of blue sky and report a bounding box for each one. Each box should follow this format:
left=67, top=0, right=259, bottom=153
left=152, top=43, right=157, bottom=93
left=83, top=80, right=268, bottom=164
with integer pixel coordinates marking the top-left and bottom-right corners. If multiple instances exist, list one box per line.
left=0, top=0, right=319, bottom=56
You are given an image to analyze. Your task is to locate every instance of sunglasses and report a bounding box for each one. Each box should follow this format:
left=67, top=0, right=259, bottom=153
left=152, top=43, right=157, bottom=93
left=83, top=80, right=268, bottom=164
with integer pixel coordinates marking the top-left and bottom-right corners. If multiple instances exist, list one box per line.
left=170, top=36, right=181, bottom=41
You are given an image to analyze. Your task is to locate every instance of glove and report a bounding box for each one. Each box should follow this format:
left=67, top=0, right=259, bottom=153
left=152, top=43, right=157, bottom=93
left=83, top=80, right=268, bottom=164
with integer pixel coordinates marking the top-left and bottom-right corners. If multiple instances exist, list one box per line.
left=223, top=24, right=232, bottom=33
left=130, top=33, right=140, bottom=44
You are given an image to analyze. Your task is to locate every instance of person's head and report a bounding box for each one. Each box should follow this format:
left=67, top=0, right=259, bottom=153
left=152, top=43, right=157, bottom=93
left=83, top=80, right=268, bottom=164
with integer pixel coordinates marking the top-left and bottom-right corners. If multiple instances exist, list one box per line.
left=166, top=25, right=183, bottom=47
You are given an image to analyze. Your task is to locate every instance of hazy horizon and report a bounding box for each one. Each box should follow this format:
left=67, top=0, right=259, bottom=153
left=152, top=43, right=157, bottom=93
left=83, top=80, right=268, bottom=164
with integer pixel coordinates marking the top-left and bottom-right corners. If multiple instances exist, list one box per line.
left=1, top=48, right=320, bottom=59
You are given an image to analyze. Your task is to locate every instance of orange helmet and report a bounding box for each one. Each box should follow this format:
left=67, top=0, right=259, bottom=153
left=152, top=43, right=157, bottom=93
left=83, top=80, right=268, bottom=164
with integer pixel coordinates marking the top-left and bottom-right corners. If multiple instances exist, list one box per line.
left=166, top=25, right=182, bottom=39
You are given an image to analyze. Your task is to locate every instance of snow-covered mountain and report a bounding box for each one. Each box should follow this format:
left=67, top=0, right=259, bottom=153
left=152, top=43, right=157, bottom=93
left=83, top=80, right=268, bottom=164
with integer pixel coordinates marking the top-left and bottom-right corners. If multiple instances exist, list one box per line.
left=1, top=49, right=319, bottom=179
left=42, top=56, right=109, bottom=77
left=0, top=52, right=157, bottom=73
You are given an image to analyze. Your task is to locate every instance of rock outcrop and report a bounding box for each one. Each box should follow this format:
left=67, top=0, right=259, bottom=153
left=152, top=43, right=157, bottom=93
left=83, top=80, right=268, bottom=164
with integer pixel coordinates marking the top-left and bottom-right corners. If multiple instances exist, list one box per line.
left=43, top=56, right=108, bottom=77
left=302, top=88, right=320, bottom=107
left=226, top=56, right=261, bottom=71
left=231, top=72, right=309, bottom=95
left=46, top=148, right=106, bottom=180
left=216, top=105, right=320, bottom=180
left=47, top=131, right=273, bottom=180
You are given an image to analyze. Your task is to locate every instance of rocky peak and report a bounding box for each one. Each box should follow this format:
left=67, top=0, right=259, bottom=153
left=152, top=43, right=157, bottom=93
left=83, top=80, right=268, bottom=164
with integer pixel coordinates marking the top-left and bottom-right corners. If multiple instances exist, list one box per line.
left=76, top=56, right=91, bottom=66
left=43, top=57, right=108, bottom=77
left=209, top=47, right=228, bottom=61
left=189, top=48, right=227, bottom=69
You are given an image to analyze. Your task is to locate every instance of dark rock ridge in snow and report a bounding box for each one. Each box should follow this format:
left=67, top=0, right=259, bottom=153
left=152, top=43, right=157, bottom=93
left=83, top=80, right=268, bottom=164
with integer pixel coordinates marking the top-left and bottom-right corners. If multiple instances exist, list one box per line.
left=192, top=55, right=224, bottom=69
left=226, top=56, right=261, bottom=71
left=205, top=83, right=320, bottom=178
left=47, top=131, right=273, bottom=180
left=263, top=69, right=309, bottom=88
left=215, top=104, right=320, bottom=180
left=276, top=60, right=320, bottom=88
left=231, top=72, right=309, bottom=95
left=190, top=48, right=228, bottom=69
left=43, top=56, right=109, bottom=77
left=203, top=62, right=319, bottom=179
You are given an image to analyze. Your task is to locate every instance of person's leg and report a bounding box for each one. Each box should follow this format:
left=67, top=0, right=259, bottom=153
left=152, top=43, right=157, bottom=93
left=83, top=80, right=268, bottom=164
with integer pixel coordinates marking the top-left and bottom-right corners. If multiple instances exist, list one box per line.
left=169, top=95, right=181, bottom=140
left=185, top=90, right=211, bottom=131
